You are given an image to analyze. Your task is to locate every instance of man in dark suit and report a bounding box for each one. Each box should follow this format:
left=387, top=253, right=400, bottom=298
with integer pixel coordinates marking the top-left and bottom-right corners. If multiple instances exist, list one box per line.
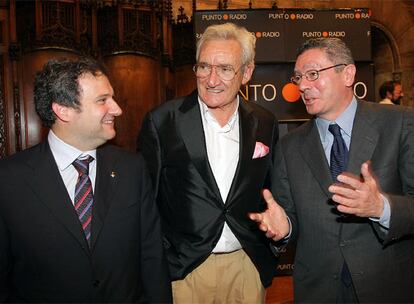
left=137, top=23, right=279, bottom=303
left=250, top=38, right=414, bottom=303
left=0, top=58, right=172, bottom=303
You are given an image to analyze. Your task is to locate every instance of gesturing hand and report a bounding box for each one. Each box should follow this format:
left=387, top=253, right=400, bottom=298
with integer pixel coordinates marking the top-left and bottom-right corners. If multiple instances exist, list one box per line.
left=249, top=189, right=290, bottom=241
left=328, top=161, right=384, bottom=218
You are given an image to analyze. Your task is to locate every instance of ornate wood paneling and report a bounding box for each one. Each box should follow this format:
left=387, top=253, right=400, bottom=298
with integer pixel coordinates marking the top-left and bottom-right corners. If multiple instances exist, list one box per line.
left=98, top=2, right=160, bottom=57
left=17, top=0, right=94, bottom=55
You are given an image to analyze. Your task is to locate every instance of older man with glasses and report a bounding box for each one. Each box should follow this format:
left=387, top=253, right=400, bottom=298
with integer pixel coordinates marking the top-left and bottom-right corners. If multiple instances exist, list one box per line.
left=250, top=38, right=414, bottom=303
left=137, top=23, right=280, bottom=303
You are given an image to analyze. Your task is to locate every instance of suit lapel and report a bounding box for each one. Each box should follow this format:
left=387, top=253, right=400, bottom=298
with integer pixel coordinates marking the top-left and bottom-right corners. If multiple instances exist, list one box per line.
left=300, top=120, right=333, bottom=197
left=347, top=101, right=379, bottom=174
left=90, top=146, right=118, bottom=249
left=25, top=141, right=90, bottom=252
left=300, top=102, right=379, bottom=196
left=226, top=100, right=257, bottom=206
left=178, top=93, right=222, bottom=203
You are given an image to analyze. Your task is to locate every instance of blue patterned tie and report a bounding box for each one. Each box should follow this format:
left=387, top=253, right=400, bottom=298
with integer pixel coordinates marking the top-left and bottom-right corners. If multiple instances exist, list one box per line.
left=73, top=156, right=94, bottom=246
left=328, top=124, right=348, bottom=181
left=328, top=124, right=352, bottom=287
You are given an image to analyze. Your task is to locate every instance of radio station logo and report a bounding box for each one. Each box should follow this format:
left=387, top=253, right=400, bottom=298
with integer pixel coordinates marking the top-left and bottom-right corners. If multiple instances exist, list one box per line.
left=288, top=13, right=314, bottom=20
left=335, top=10, right=371, bottom=19
left=240, top=83, right=301, bottom=103
left=302, top=31, right=346, bottom=38
left=200, top=13, right=248, bottom=21
left=255, top=31, right=281, bottom=38
left=239, top=81, right=368, bottom=103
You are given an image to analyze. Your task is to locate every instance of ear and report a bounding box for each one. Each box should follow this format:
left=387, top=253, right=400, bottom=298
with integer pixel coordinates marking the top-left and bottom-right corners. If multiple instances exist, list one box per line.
left=241, top=63, right=255, bottom=85
left=343, top=64, right=356, bottom=87
left=52, top=102, right=71, bottom=123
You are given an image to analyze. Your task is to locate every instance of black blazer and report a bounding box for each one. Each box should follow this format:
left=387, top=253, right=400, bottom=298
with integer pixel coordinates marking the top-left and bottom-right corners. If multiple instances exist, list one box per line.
left=0, top=141, right=172, bottom=303
left=273, top=101, right=414, bottom=302
left=137, top=91, right=279, bottom=287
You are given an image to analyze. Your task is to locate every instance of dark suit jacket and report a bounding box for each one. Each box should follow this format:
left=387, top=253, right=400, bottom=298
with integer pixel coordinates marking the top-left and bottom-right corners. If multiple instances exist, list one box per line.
left=273, top=101, right=414, bottom=302
left=0, top=141, right=172, bottom=303
left=137, top=91, right=280, bottom=288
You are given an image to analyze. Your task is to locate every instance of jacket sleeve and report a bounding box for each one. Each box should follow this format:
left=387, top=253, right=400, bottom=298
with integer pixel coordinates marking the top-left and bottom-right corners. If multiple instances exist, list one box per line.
left=382, top=107, right=414, bottom=244
left=137, top=112, right=162, bottom=197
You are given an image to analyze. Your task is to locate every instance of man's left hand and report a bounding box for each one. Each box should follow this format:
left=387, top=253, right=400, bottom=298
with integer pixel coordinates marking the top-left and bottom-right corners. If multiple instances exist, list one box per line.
left=328, top=161, right=384, bottom=218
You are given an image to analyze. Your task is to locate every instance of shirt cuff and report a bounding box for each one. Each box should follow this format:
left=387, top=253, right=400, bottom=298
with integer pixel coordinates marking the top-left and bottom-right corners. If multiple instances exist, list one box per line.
left=370, top=194, right=390, bottom=229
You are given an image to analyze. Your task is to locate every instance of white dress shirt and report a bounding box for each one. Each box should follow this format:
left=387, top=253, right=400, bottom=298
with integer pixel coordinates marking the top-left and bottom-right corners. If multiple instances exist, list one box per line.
left=379, top=98, right=395, bottom=105
left=198, top=97, right=242, bottom=253
left=48, top=130, right=97, bottom=204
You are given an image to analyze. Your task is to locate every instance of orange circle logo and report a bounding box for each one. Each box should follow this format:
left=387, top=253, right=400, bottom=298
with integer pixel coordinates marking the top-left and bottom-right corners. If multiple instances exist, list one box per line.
left=322, top=31, right=328, bottom=38
left=290, top=14, right=296, bottom=20
left=255, top=32, right=262, bottom=38
left=282, top=83, right=301, bottom=103
left=223, top=14, right=229, bottom=20
left=355, top=13, right=361, bottom=19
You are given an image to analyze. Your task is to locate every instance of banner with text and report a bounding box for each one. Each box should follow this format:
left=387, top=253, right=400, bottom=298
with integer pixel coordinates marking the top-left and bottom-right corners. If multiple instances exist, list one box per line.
left=194, top=8, right=371, bottom=62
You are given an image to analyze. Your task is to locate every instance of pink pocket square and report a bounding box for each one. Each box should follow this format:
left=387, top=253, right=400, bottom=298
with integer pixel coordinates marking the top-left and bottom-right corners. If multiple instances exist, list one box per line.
left=252, top=141, right=269, bottom=159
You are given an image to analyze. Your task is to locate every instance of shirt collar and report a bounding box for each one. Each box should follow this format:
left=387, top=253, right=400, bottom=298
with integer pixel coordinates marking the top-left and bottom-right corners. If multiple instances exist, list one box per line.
left=316, top=96, right=357, bottom=142
left=198, top=95, right=239, bottom=133
left=48, top=130, right=97, bottom=171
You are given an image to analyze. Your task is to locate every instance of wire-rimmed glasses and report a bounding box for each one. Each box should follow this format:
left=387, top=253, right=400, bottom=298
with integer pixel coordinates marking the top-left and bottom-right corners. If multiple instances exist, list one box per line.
left=193, top=63, right=241, bottom=81
left=290, top=63, right=347, bottom=85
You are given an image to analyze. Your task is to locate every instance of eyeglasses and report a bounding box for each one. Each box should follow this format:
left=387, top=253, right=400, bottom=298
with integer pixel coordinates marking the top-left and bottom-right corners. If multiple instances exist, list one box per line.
left=290, top=63, right=347, bottom=85
left=193, top=63, right=241, bottom=81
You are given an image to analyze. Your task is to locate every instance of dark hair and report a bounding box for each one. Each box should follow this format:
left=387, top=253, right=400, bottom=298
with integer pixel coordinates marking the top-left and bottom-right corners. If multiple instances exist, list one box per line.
left=34, top=57, right=108, bottom=127
left=378, top=81, right=395, bottom=99
left=297, top=38, right=355, bottom=69
left=379, top=80, right=401, bottom=99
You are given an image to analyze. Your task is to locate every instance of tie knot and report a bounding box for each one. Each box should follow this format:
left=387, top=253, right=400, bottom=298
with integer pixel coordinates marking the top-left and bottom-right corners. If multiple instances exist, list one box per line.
left=328, top=123, right=342, bottom=137
left=73, top=156, right=94, bottom=175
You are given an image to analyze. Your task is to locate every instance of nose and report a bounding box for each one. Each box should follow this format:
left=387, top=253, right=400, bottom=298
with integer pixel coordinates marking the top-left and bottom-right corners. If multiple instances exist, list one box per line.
left=206, top=66, right=221, bottom=86
left=298, top=77, right=312, bottom=93
left=109, top=99, right=122, bottom=116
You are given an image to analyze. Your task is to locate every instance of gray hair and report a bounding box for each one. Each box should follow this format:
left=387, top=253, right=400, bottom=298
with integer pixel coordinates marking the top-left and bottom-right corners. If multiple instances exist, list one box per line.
left=196, top=23, right=256, bottom=67
left=297, top=38, right=355, bottom=69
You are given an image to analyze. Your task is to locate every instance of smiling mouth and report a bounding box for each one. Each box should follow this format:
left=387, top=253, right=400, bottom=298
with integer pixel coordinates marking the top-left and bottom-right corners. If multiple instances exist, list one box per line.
left=206, top=88, right=224, bottom=93
left=102, top=118, right=115, bottom=124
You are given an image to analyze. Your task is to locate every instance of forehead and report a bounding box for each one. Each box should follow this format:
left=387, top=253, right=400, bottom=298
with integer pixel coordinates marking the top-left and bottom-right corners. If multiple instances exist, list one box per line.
left=295, top=48, right=333, bottom=71
left=78, top=72, right=108, bottom=87
left=198, top=39, right=242, bottom=64
left=78, top=73, right=112, bottom=98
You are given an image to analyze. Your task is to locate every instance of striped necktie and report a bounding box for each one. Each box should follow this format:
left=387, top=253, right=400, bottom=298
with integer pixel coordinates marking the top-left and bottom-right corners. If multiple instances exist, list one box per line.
left=73, top=156, right=94, bottom=246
